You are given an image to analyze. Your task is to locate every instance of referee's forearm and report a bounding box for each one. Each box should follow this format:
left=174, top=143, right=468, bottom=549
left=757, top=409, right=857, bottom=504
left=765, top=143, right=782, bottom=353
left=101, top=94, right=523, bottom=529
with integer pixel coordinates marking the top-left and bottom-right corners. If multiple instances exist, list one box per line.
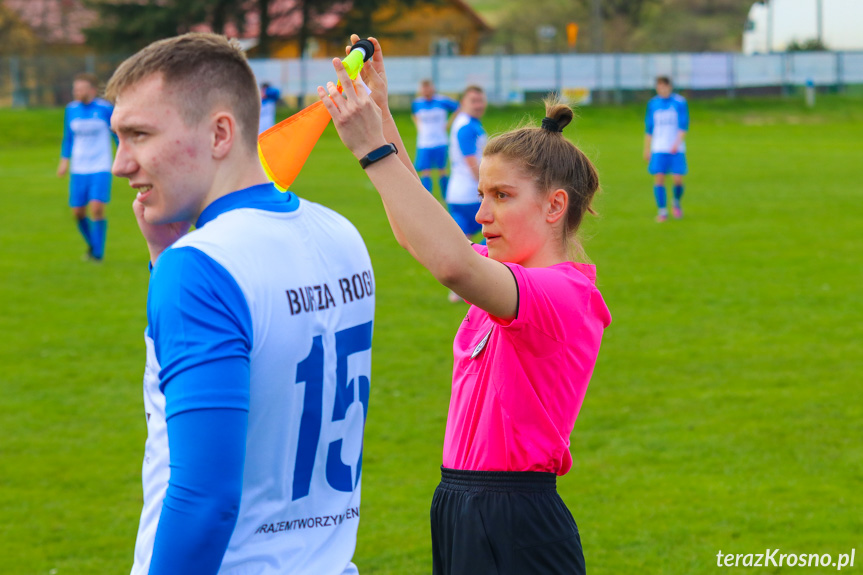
left=364, top=154, right=475, bottom=284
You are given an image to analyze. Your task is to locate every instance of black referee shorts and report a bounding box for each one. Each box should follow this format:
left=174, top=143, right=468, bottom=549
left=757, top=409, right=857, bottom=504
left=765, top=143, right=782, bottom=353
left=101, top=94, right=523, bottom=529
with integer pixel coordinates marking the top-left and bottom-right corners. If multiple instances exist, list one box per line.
left=431, top=467, right=585, bottom=575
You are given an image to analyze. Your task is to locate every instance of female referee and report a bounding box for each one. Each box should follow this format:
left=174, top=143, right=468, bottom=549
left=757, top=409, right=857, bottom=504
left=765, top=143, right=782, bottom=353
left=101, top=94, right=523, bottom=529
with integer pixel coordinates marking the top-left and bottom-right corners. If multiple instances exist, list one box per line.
left=320, top=36, right=612, bottom=575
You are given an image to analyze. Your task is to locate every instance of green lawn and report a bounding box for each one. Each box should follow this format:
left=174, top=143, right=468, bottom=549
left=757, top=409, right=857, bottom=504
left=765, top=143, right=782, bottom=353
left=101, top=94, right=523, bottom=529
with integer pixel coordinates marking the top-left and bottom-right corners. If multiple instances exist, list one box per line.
left=0, top=94, right=860, bottom=574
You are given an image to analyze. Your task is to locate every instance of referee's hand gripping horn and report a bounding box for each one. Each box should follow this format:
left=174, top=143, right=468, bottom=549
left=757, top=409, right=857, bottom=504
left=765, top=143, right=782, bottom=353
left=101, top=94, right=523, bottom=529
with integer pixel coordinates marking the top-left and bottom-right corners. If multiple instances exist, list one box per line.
left=320, top=48, right=388, bottom=162
left=340, top=39, right=375, bottom=84
left=256, top=37, right=374, bottom=191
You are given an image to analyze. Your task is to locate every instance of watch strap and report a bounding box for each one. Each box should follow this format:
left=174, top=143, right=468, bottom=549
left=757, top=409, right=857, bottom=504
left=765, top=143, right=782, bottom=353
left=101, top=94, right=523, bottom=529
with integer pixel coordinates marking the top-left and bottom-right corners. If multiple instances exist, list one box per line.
left=359, top=143, right=398, bottom=169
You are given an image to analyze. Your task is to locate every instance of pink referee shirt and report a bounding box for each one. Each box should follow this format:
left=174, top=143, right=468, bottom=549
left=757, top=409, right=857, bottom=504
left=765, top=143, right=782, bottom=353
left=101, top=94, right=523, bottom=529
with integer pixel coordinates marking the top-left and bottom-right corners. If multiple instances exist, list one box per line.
left=442, top=244, right=612, bottom=475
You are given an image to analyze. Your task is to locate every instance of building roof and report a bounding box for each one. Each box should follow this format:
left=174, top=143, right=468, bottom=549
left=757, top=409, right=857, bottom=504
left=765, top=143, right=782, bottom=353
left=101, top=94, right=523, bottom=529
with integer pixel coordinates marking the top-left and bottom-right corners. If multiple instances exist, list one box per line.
left=447, top=0, right=491, bottom=32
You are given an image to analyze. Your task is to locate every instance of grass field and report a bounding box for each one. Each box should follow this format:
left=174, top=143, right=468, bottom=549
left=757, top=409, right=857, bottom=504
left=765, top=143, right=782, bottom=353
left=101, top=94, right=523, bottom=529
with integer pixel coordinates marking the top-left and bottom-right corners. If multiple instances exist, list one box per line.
left=1, top=94, right=861, bottom=574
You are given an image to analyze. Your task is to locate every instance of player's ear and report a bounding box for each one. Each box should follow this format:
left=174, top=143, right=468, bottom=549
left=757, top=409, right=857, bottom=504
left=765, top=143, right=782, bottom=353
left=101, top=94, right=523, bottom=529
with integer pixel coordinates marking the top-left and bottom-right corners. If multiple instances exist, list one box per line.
left=211, top=111, right=236, bottom=159
left=546, top=188, right=568, bottom=225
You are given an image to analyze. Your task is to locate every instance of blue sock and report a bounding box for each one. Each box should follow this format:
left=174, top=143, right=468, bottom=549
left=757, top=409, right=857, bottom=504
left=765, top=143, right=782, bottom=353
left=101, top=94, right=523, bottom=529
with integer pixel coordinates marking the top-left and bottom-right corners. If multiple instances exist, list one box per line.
left=673, top=185, right=684, bottom=207
left=420, top=176, right=433, bottom=193
left=76, top=218, right=92, bottom=250
left=439, top=175, right=449, bottom=200
left=91, top=219, right=107, bottom=260
left=653, top=185, right=667, bottom=209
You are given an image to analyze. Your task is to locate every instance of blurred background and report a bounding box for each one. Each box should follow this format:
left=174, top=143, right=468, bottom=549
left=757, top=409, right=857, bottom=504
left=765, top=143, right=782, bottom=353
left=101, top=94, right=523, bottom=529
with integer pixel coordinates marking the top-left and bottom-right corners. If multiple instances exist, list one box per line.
left=2, top=0, right=861, bottom=108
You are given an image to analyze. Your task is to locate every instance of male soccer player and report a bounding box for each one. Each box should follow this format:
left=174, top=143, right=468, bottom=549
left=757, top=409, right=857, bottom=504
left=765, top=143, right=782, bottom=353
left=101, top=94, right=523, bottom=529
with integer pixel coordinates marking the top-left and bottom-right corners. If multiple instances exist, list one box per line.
left=411, top=79, right=459, bottom=199
left=644, top=76, right=689, bottom=221
left=57, top=73, right=115, bottom=260
left=259, top=82, right=282, bottom=133
left=445, top=85, right=487, bottom=302
left=107, top=33, right=375, bottom=575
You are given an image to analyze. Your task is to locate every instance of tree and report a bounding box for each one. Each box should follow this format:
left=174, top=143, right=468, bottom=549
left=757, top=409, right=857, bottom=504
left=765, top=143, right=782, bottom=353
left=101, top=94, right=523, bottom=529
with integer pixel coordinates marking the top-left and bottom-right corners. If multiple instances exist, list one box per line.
left=486, top=0, right=589, bottom=54
left=482, top=0, right=754, bottom=54
left=0, top=2, right=40, bottom=55
left=83, top=0, right=247, bottom=53
left=787, top=38, right=827, bottom=52
left=587, top=0, right=660, bottom=27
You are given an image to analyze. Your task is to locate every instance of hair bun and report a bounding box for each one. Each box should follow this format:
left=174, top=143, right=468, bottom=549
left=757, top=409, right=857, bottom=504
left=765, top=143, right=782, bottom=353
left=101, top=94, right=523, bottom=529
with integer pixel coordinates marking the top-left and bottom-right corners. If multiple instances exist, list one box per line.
left=544, top=94, right=574, bottom=133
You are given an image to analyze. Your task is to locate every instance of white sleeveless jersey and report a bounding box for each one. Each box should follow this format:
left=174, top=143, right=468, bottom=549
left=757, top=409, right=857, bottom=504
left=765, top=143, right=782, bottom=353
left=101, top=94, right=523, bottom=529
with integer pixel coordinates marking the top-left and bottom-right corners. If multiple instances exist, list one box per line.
left=645, top=94, right=689, bottom=153
left=412, top=96, right=458, bottom=149
left=447, top=112, right=487, bottom=205
left=61, top=98, right=114, bottom=174
left=133, top=197, right=375, bottom=575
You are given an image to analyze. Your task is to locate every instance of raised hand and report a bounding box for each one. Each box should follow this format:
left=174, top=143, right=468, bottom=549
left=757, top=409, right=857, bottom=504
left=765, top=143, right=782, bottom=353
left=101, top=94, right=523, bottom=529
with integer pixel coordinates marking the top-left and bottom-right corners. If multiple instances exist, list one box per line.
left=317, top=58, right=387, bottom=161
left=345, top=35, right=390, bottom=120
left=133, top=198, right=191, bottom=264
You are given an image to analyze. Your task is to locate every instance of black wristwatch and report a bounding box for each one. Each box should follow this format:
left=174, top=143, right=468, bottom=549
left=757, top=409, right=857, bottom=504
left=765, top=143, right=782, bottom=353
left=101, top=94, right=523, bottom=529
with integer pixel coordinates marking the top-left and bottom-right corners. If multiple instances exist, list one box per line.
left=359, top=143, right=398, bottom=169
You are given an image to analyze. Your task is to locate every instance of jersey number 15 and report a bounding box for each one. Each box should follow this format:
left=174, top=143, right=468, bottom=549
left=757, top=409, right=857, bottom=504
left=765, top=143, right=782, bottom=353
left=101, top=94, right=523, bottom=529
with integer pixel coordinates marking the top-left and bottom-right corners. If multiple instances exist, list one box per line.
left=293, top=321, right=373, bottom=501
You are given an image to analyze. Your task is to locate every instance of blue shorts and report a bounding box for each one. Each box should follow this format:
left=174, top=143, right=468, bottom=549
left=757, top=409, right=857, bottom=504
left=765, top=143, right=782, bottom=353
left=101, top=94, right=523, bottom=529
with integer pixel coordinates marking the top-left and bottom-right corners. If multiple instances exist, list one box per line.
left=415, top=146, right=448, bottom=172
left=69, top=172, right=112, bottom=207
left=648, top=153, right=688, bottom=175
left=448, top=202, right=482, bottom=237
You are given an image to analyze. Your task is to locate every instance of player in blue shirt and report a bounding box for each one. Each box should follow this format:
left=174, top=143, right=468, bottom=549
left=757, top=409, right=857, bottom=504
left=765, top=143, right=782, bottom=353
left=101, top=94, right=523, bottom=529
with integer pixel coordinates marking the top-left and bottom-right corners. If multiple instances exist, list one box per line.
left=412, top=80, right=459, bottom=199
left=57, top=73, right=115, bottom=260
left=644, top=76, right=689, bottom=222
left=108, top=33, right=374, bottom=575
left=259, top=82, right=282, bottom=133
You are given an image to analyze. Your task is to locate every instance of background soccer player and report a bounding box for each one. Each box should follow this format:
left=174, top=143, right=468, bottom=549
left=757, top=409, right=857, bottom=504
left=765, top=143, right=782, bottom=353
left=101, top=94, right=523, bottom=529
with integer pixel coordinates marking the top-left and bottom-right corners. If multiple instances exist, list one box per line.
left=259, top=81, right=282, bottom=133
left=411, top=79, right=459, bottom=199
left=443, top=86, right=487, bottom=302
left=108, top=33, right=375, bottom=575
left=644, top=75, right=689, bottom=221
left=57, top=73, right=114, bottom=261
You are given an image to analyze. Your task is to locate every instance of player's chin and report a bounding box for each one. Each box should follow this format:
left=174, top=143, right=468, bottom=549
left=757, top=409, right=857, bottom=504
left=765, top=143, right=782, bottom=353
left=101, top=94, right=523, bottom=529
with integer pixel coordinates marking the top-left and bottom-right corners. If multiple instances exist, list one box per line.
left=141, top=206, right=167, bottom=226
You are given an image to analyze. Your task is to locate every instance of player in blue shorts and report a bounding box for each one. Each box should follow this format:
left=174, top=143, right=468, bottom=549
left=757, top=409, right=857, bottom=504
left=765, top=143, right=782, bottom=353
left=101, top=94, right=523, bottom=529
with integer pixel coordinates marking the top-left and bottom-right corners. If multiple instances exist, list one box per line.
left=57, top=73, right=115, bottom=260
left=108, top=33, right=374, bottom=575
left=644, top=76, right=688, bottom=222
left=446, top=86, right=487, bottom=302
left=412, top=79, right=459, bottom=199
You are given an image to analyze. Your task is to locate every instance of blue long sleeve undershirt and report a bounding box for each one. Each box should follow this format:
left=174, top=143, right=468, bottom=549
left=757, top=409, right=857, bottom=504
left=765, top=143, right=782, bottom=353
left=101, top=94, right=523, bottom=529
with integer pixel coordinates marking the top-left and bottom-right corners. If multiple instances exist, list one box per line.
left=149, top=403, right=248, bottom=575
left=146, top=246, right=254, bottom=574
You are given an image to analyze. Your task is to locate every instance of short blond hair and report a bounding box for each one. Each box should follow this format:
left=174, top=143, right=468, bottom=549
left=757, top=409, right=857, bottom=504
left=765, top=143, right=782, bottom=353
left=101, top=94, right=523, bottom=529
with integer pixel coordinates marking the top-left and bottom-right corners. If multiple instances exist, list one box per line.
left=106, top=32, right=260, bottom=150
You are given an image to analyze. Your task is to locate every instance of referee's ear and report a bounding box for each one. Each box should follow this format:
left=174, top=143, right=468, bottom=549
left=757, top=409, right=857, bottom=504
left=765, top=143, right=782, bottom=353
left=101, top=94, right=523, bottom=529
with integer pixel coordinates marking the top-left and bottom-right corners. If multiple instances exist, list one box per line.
left=546, top=188, right=568, bottom=225
left=211, top=111, right=239, bottom=160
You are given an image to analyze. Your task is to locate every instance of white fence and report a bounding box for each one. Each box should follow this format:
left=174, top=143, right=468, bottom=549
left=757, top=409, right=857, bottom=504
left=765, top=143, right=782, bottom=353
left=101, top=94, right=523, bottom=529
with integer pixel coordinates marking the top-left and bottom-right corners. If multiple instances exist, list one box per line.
left=249, top=51, right=863, bottom=103
left=3, top=51, right=862, bottom=107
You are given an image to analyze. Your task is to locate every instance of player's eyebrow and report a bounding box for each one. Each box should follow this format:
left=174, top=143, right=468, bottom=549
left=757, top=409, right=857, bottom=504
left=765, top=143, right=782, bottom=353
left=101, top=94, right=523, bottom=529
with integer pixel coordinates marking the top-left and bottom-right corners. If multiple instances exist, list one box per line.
left=113, top=121, right=155, bottom=135
left=478, top=182, right=517, bottom=193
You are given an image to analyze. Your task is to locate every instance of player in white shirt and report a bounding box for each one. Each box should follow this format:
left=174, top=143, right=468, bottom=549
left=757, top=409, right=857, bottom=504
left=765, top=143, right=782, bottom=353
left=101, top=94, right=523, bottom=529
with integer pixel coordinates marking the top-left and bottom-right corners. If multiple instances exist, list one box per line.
left=445, top=86, right=487, bottom=302
left=411, top=80, right=459, bottom=198
left=643, top=76, right=689, bottom=221
left=57, top=73, right=115, bottom=261
left=107, top=33, right=374, bottom=575
left=446, top=87, right=487, bottom=228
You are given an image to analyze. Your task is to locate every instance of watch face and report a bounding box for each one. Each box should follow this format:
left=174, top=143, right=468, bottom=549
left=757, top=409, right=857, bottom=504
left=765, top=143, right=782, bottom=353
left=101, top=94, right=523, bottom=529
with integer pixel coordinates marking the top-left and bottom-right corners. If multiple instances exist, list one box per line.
left=372, top=144, right=393, bottom=159
left=362, top=144, right=396, bottom=168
